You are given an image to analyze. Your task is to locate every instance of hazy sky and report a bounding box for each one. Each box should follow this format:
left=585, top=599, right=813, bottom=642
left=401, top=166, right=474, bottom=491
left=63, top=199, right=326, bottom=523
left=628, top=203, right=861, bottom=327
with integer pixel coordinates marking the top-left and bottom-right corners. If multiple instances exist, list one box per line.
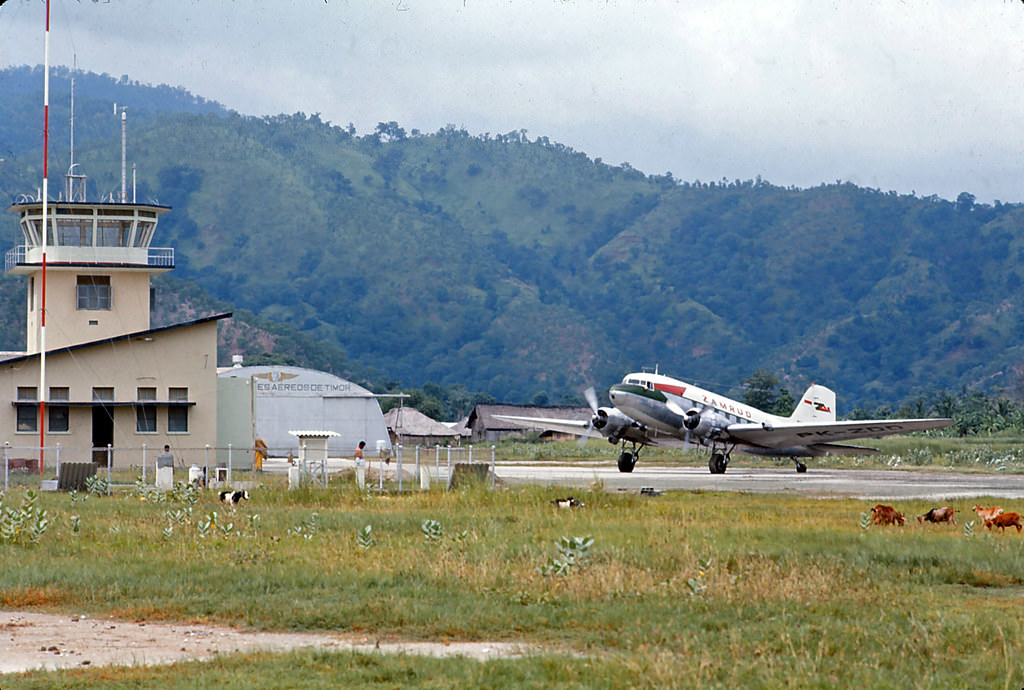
left=2, top=1, right=1023, bottom=203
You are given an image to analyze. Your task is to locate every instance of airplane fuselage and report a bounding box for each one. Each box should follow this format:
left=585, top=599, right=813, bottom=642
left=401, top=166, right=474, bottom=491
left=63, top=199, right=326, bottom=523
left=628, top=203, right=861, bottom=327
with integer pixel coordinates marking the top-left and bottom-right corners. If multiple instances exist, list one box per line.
left=610, top=372, right=779, bottom=437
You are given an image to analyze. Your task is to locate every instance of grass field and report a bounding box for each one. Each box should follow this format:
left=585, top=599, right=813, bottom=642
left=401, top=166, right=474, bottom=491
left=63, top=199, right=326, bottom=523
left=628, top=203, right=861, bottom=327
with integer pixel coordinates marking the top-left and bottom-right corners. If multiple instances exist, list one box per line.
left=2, top=458, right=1024, bottom=688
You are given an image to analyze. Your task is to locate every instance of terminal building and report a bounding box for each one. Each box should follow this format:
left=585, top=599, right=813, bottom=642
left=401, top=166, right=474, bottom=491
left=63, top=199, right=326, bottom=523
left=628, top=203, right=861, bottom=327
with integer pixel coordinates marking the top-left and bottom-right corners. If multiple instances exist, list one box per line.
left=1, top=191, right=229, bottom=468
left=2, top=110, right=389, bottom=471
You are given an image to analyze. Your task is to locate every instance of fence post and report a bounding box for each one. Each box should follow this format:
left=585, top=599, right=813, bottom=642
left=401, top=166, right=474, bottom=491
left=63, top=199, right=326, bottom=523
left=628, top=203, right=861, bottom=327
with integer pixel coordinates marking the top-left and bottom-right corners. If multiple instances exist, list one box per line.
left=435, top=444, right=440, bottom=482
left=446, top=445, right=452, bottom=489
left=397, top=444, right=403, bottom=493
left=3, top=441, right=8, bottom=492
left=56, top=442, right=61, bottom=483
left=106, top=444, right=113, bottom=495
left=415, top=446, right=421, bottom=491
left=228, top=443, right=233, bottom=484
left=204, top=444, right=210, bottom=489
left=490, top=445, right=496, bottom=489
left=141, top=443, right=147, bottom=485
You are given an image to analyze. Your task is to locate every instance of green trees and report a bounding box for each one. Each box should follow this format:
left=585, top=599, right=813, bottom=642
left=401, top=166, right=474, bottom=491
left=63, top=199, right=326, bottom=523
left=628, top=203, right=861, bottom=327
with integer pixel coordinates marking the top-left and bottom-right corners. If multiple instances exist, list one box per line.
left=741, top=370, right=795, bottom=416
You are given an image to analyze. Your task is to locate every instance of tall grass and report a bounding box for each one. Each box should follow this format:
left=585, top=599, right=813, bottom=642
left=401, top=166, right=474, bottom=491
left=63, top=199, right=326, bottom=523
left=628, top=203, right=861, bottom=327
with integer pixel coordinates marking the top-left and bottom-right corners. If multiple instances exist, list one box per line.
left=3, top=478, right=1024, bottom=686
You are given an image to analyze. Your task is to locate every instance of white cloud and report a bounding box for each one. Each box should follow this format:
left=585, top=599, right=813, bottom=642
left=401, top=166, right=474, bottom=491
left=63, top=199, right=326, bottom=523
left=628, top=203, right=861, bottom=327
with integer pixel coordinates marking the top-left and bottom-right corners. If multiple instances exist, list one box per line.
left=1, top=0, right=1022, bottom=201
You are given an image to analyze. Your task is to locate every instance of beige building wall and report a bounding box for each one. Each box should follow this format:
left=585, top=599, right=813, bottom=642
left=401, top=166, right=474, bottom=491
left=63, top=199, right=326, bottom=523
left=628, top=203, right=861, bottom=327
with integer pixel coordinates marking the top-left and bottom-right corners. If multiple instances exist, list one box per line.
left=1, top=317, right=222, bottom=470
left=25, top=268, right=153, bottom=353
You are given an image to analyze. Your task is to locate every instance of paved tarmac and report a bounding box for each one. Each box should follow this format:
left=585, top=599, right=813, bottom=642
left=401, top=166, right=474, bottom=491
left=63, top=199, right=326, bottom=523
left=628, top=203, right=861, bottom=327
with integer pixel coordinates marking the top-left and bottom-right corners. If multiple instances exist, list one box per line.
left=492, top=463, right=1024, bottom=500
left=265, top=458, right=1024, bottom=501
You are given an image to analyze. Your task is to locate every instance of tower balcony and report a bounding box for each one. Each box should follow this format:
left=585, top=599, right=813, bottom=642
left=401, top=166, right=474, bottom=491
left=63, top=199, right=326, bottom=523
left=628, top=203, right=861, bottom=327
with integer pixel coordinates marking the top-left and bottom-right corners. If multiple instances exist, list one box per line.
left=5, top=245, right=174, bottom=273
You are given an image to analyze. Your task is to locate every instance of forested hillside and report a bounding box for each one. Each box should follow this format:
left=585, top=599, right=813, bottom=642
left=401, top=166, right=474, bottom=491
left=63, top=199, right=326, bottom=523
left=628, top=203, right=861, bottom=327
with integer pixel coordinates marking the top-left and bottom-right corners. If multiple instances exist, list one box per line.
left=2, top=67, right=1023, bottom=411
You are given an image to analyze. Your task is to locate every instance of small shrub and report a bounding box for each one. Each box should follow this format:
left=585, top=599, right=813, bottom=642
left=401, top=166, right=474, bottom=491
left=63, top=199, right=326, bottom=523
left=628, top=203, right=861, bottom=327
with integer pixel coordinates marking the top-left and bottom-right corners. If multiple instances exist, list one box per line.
left=0, top=490, right=50, bottom=546
left=85, top=474, right=109, bottom=497
left=421, top=519, right=443, bottom=542
left=288, top=513, right=320, bottom=540
left=538, top=535, right=594, bottom=577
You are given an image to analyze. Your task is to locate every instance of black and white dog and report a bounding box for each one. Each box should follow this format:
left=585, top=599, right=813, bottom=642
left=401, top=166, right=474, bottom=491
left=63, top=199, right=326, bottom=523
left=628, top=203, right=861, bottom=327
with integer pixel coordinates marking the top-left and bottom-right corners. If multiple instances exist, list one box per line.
left=219, top=489, right=249, bottom=506
left=551, top=496, right=584, bottom=509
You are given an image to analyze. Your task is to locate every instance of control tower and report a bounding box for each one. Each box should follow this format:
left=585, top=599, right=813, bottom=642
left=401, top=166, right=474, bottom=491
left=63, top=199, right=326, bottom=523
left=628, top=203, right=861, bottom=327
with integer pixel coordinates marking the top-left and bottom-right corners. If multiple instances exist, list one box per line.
left=5, top=199, right=174, bottom=352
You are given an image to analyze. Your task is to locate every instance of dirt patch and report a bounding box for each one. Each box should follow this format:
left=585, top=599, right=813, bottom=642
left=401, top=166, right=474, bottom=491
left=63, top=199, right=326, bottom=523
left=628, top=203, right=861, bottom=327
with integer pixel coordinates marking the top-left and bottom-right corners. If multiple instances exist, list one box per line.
left=0, top=610, right=537, bottom=674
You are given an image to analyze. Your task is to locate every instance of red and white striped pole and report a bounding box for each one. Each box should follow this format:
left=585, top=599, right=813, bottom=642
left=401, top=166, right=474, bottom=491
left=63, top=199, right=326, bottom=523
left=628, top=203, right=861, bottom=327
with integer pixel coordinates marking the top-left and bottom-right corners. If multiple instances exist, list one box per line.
left=38, top=0, right=50, bottom=477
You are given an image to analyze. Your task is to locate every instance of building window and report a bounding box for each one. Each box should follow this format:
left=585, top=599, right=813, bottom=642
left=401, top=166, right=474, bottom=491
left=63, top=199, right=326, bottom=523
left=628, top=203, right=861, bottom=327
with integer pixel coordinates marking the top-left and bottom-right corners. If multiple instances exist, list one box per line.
left=136, top=387, right=157, bottom=433
left=92, top=387, right=114, bottom=402
left=48, top=386, right=70, bottom=433
left=167, top=387, right=189, bottom=433
left=16, top=386, right=37, bottom=432
left=48, top=406, right=69, bottom=433
left=77, top=276, right=112, bottom=310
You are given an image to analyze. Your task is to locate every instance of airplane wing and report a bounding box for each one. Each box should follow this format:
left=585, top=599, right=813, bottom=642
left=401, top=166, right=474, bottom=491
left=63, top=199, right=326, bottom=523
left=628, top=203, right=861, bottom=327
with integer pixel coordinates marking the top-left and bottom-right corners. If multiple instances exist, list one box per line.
left=725, top=417, right=953, bottom=449
left=493, top=413, right=689, bottom=447
left=493, top=414, right=603, bottom=439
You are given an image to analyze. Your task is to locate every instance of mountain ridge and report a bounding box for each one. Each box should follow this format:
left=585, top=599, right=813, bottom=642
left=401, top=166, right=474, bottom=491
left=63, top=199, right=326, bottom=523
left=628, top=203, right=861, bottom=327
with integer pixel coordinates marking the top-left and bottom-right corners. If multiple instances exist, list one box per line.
left=1, top=66, right=1022, bottom=411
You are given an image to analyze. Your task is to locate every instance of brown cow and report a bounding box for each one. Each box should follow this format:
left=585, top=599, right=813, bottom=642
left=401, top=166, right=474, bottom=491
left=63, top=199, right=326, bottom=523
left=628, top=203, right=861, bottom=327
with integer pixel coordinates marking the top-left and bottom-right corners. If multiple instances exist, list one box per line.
left=984, top=512, right=1022, bottom=533
left=917, top=506, right=956, bottom=525
left=870, top=504, right=905, bottom=526
left=973, top=505, right=1003, bottom=522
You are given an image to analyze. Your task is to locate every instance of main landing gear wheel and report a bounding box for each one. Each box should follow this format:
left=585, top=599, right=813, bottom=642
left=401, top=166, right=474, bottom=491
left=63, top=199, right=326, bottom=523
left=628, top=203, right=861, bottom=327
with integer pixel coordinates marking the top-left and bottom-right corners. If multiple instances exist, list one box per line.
left=617, top=451, right=636, bottom=473
left=795, top=461, right=808, bottom=473
left=708, top=453, right=728, bottom=474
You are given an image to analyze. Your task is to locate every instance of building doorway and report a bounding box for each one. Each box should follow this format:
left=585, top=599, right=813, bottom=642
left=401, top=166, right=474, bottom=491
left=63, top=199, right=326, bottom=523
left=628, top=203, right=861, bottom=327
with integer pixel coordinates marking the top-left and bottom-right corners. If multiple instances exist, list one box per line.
left=92, top=405, right=113, bottom=464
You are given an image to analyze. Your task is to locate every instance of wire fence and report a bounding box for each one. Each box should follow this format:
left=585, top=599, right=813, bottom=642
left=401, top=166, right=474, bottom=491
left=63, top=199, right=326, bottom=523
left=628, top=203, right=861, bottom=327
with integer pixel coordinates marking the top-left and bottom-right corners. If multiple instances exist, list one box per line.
left=2, top=442, right=498, bottom=493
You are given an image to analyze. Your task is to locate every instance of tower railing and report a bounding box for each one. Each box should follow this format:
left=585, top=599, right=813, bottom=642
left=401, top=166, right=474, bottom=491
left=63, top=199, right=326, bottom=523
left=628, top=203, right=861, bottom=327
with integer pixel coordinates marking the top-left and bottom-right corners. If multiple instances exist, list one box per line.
left=3, top=245, right=174, bottom=272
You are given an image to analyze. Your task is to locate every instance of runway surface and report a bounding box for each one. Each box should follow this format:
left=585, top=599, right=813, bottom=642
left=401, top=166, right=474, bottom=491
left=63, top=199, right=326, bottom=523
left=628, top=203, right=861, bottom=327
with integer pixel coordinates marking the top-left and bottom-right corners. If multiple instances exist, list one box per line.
left=264, top=458, right=1024, bottom=500
left=491, top=463, right=1024, bottom=501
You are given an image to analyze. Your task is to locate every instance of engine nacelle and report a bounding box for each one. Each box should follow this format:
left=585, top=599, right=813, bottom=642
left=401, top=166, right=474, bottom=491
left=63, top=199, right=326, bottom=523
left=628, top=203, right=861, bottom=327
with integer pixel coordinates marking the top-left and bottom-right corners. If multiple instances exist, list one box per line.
left=682, top=407, right=730, bottom=440
left=593, top=407, right=635, bottom=443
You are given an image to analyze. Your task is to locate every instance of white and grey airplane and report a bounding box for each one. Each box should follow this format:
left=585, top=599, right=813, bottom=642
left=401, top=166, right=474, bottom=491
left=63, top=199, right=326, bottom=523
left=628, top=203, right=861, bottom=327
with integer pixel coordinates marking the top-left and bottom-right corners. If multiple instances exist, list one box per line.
left=496, top=371, right=954, bottom=474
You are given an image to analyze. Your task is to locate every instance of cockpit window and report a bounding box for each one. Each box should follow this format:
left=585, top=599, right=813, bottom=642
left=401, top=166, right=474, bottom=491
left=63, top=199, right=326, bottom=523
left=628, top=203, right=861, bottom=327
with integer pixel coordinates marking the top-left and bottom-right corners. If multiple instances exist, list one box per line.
left=626, top=378, right=640, bottom=385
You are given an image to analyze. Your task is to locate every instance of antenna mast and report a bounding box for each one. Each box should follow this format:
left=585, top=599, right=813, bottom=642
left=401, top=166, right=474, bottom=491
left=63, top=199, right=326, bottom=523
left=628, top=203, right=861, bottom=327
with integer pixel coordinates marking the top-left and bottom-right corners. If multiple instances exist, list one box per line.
left=115, top=104, right=128, bottom=203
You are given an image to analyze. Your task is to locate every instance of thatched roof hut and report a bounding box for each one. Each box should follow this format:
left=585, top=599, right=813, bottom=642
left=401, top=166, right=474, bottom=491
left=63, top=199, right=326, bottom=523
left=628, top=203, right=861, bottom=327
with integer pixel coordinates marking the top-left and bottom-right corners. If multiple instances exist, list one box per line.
left=383, top=406, right=464, bottom=446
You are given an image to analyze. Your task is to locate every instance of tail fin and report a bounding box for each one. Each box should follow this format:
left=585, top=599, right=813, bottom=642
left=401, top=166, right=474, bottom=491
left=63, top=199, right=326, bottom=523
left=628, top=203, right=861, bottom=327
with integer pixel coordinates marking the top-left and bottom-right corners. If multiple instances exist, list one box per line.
left=790, top=384, right=836, bottom=423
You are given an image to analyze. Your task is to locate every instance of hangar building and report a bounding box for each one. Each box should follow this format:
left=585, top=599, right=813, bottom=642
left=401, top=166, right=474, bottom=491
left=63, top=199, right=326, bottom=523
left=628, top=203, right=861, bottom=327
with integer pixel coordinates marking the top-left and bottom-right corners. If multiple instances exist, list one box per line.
left=217, top=365, right=391, bottom=461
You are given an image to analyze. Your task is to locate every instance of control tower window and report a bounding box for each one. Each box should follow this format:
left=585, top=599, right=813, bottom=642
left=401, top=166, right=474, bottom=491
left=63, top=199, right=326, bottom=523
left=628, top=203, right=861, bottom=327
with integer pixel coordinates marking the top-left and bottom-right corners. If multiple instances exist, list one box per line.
left=57, top=220, right=90, bottom=246
left=97, top=220, right=131, bottom=247
left=77, top=275, right=112, bottom=310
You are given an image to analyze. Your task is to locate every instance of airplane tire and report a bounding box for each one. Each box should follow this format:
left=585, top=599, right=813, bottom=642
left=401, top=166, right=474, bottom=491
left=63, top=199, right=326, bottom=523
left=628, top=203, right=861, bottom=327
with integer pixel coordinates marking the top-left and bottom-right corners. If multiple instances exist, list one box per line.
left=709, top=453, right=727, bottom=474
left=795, top=462, right=808, bottom=473
left=617, top=451, right=636, bottom=473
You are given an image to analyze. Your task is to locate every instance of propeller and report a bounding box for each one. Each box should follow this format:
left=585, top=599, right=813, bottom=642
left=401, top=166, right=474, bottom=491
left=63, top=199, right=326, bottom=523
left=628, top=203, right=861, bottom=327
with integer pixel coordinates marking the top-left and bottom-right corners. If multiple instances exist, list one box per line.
left=579, top=386, right=600, bottom=447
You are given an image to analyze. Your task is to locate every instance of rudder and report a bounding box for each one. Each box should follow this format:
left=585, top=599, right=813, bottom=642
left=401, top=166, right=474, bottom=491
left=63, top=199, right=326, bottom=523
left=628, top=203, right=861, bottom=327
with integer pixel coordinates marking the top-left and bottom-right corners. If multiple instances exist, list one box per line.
left=790, top=384, right=836, bottom=422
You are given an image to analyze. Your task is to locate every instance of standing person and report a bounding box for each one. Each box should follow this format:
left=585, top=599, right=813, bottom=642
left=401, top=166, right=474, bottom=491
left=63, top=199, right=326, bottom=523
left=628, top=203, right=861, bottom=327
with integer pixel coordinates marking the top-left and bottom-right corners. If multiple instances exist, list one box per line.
left=253, top=437, right=268, bottom=473
left=157, top=444, right=174, bottom=469
left=354, top=440, right=366, bottom=463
